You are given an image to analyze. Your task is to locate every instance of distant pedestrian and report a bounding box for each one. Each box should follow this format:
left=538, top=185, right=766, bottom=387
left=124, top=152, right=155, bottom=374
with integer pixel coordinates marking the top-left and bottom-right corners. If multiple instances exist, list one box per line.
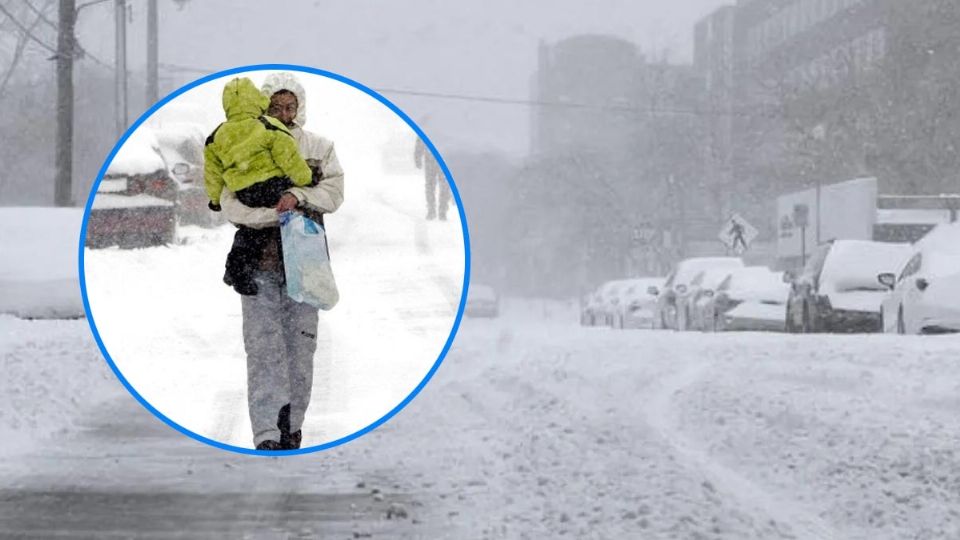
left=414, top=132, right=450, bottom=221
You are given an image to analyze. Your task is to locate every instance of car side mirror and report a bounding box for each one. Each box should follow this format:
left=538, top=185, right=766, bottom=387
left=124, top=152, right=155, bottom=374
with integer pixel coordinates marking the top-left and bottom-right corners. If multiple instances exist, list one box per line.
left=877, top=273, right=896, bottom=290
left=647, top=286, right=659, bottom=296
left=916, top=277, right=929, bottom=291
left=172, top=162, right=190, bottom=176
left=675, top=284, right=687, bottom=295
left=703, top=290, right=714, bottom=298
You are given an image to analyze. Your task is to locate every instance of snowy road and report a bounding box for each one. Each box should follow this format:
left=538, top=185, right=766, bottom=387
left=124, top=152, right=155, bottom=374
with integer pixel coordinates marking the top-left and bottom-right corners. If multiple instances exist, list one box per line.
left=82, top=172, right=465, bottom=449
left=3, top=301, right=960, bottom=538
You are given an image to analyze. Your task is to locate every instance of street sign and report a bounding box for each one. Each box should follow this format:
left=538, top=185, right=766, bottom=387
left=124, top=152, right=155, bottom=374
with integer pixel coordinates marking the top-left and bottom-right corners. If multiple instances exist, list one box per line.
left=719, top=213, right=758, bottom=253
left=793, top=204, right=809, bottom=228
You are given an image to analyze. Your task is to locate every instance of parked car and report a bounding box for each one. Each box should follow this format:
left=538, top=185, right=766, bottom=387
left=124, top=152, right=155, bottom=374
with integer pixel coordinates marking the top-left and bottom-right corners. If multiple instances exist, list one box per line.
left=86, top=130, right=177, bottom=249
left=466, top=283, right=500, bottom=318
left=707, top=267, right=790, bottom=332
left=684, top=267, right=740, bottom=331
left=655, top=257, right=744, bottom=330
left=580, top=280, right=631, bottom=327
left=154, top=123, right=222, bottom=228
left=785, top=240, right=912, bottom=333
left=878, top=223, right=960, bottom=334
left=610, top=277, right=663, bottom=329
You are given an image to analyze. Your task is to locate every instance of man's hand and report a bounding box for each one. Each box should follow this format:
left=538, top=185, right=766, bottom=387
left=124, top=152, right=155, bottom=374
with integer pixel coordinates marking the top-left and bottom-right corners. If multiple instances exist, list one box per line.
left=276, top=193, right=299, bottom=212
left=208, top=201, right=221, bottom=212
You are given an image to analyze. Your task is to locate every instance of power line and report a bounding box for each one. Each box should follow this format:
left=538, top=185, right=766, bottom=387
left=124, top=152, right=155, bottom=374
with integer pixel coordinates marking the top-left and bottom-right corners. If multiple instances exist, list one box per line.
left=21, top=0, right=111, bottom=68
left=0, top=2, right=57, bottom=54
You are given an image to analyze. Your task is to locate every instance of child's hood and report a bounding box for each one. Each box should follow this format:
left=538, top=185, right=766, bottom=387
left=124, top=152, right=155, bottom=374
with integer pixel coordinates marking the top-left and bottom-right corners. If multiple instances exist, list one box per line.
left=222, top=77, right=269, bottom=121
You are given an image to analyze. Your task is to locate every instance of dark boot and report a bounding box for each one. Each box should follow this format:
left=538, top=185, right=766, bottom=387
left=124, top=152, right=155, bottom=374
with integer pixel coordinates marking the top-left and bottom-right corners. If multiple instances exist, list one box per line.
left=278, top=403, right=301, bottom=450
left=256, top=440, right=283, bottom=451
left=285, top=430, right=302, bottom=450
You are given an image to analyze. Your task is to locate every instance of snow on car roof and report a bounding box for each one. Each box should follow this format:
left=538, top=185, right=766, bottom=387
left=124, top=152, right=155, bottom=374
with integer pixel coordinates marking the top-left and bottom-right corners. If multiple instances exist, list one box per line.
left=722, top=267, right=788, bottom=303
left=107, top=128, right=166, bottom=177
left=820, top=240, right=913, bottom=293
left=92, top=193, right=175, bottom=209
left=916, top=222, right=960, bottom=256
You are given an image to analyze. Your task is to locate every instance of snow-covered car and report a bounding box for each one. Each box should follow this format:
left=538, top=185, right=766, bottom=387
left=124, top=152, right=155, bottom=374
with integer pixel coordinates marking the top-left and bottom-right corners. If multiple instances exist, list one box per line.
left=0, top=207, right=85, bottom=319
left=878, top=223, right=960, bottom=334
left=86, top=130, right=177, bottom=249
left=684, top=267, right=740, bottom=332
left=708, top=267, right=790, bottom=332
left=655, top=257, right=744, bottom=330
left=609, top=277, right=663, bottom=329
left=785, top=240, right=912, bottom=333
left=466, top=283, right=500, bottom=318
left=154, top=123, right=222, bottom=228
left=580, top=280, right=631, bottom=326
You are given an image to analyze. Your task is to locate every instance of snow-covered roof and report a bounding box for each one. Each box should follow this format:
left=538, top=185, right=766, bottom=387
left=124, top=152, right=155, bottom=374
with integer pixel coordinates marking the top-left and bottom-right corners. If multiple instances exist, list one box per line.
left=876, top=208, right=953, bottom=225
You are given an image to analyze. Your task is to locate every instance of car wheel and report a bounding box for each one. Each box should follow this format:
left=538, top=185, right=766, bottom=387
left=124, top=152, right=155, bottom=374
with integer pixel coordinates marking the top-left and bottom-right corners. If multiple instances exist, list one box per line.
left=897, top=306, right=906, bottom=335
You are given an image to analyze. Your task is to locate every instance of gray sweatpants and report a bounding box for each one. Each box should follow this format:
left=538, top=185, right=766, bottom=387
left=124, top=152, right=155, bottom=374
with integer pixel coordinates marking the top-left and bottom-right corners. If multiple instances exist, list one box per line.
left=241, top=270, right=319, bottom=446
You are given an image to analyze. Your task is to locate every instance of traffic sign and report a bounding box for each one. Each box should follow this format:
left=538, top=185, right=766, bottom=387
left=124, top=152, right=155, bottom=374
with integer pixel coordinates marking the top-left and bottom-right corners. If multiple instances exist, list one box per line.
left=719, top=213, right=758, bottom=253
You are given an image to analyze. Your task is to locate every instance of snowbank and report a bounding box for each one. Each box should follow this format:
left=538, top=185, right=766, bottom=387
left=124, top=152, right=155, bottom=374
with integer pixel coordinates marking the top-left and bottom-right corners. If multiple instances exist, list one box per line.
left=0, top=316, right=120, bottom=454
left=0, top=207, right=84, bottom=319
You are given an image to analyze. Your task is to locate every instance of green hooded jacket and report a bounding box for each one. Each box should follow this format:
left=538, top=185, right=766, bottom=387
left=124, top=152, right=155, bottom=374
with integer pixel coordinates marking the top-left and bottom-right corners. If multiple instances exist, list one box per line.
left=204, top=77, right=312, bottom=205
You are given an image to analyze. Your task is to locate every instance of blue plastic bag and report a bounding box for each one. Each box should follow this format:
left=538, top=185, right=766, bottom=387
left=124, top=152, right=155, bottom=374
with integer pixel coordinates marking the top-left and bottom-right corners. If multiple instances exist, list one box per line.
left=279, top=211, right=339, bottom=310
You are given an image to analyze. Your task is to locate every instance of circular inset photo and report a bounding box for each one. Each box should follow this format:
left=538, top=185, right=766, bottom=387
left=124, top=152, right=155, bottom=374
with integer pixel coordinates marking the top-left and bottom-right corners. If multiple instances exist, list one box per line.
left=80, top=65, right=469, bottom=455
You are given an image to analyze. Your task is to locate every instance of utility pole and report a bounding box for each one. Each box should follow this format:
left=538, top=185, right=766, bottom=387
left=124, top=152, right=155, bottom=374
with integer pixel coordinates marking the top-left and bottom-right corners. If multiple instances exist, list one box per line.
left=55, top=0, right=76, bottom=207
left=146, top=0, right=158, bottom=105
left=114, top=0, right=127, bottom=137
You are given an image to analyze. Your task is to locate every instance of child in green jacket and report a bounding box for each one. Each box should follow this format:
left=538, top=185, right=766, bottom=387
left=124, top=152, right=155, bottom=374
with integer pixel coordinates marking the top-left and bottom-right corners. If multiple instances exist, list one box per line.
left=204, top=76, right=313, bottom=209
left=204, top=77, right=314, bottom=295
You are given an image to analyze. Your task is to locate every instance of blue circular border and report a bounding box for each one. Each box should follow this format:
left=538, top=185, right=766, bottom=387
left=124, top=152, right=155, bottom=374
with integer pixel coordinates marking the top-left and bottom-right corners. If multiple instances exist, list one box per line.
left=78, top=64, right=471, bottom=456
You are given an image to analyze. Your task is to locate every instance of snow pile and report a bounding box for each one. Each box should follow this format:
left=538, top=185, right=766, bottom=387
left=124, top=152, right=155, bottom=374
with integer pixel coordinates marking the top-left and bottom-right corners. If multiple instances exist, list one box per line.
left=0, top=207, right=85, bottom=319
left=0, top=316, right=121, bottom=454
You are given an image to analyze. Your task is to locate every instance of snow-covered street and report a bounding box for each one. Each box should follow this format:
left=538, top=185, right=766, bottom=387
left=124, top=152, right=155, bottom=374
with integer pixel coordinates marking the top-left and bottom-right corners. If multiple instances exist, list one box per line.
left=82, top=169, right=465, bottom=449
left=2, top=300, right=959, bottom=538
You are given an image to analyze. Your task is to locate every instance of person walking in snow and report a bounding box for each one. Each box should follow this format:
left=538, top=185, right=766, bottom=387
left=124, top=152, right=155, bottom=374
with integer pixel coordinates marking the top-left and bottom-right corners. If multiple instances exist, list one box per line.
left=218, top=72, right=345, bottom=452
left=413, top=128, right=451, bottom=220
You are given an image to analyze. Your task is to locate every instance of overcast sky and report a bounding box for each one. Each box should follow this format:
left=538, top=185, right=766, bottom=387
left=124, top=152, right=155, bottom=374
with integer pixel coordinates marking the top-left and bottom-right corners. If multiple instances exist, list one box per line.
left=75, top=0, right=731, bottom=157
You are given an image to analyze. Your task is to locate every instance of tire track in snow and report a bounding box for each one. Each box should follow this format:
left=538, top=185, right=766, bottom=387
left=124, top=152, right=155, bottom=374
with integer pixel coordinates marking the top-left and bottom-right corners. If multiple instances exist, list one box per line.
left=645, top=363, right=840, bottom=540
